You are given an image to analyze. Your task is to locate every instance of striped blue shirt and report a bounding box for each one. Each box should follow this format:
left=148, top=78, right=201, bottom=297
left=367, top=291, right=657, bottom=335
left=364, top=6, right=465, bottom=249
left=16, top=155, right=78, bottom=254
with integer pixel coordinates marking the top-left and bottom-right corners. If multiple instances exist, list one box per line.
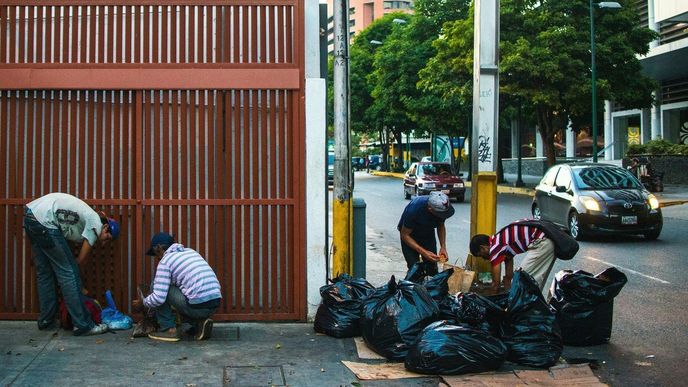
left=143, top=243, right=222, bottom=308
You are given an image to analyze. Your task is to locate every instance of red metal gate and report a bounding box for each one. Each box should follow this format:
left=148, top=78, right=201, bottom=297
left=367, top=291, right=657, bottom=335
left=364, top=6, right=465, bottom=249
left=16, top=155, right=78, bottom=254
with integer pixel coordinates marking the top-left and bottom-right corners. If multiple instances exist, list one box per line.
left=0, top=1, right=306, bottom=321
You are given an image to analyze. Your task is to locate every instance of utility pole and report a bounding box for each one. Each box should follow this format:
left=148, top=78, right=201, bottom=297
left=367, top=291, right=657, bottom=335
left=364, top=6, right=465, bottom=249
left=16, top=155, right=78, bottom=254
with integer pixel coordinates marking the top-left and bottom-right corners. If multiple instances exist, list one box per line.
left=469, top=0, right=500, bottom=274
left=332, top=0, right=352, bottom=276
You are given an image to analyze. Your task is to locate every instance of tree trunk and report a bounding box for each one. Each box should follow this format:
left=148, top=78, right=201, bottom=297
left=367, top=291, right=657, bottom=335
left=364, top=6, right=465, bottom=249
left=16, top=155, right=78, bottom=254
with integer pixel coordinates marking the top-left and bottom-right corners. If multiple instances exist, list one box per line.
left=537, top=106, right=557, bottom=167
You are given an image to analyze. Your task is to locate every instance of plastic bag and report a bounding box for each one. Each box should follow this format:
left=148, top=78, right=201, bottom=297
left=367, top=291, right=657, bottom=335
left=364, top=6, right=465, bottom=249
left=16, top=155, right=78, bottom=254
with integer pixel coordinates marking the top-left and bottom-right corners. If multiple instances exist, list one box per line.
left=404, top=263, right=453, bottom=302
left=313, top=274, right=375, bottom=338
left=549, top=267, right=627, bottom=346
left=101, top=290, right=133, bottom=330
left=500, top=270, right=562, bottom=368
left=405, top=320, right=508, bottom=375
left=360, top=276, right=439, bottom=361
left=438, top=292, right=506, bottom=335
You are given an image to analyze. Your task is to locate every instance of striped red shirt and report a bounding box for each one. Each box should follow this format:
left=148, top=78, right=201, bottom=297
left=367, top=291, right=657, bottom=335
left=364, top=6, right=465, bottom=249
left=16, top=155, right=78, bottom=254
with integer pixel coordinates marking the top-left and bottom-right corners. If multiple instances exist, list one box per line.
left=488, top=223, right=546, bottom=266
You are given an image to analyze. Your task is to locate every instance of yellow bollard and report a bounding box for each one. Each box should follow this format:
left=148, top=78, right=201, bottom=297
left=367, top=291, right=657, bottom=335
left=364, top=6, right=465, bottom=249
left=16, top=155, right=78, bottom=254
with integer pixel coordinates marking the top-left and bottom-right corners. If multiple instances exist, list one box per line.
left=332, top=197, right=352, bottom=277
left=468, top=172, right=498, bottom=273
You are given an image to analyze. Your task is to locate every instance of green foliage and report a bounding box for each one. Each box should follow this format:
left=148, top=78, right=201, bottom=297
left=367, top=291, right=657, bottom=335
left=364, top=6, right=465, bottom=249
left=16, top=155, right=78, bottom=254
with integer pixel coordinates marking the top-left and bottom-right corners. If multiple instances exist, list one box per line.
left=627, top=139, right=688, bottom=156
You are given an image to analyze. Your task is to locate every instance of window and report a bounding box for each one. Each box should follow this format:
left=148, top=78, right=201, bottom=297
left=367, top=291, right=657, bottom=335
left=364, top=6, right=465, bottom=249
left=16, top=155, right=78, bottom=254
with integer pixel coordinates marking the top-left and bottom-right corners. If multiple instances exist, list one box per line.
left=542, top=166, right=559, bottom=187
left=554, top=168, right=572, bottom=190
left=383, top=1, right=413, bottom=10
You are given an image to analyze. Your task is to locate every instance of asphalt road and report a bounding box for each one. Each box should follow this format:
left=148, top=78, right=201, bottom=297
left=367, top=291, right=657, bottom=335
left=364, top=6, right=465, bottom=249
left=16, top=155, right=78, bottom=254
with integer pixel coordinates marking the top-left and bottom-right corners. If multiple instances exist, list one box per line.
left=346, top=171, right=688, bottom=386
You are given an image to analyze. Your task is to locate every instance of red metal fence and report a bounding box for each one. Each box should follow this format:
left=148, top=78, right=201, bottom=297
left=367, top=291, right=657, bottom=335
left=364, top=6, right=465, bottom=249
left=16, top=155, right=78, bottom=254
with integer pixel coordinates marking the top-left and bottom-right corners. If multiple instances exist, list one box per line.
left=0, top=1, right=306, bottom=321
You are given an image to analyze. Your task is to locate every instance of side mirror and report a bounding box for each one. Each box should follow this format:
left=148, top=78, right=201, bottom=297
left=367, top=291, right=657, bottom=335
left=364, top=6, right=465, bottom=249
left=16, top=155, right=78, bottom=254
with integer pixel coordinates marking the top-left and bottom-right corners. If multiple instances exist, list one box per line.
left=555, top=185, right=567, bottom=193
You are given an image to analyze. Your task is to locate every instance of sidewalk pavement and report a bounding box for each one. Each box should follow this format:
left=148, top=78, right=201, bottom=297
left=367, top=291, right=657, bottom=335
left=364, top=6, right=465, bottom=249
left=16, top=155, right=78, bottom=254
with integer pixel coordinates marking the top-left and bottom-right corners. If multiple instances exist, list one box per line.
left=370, top=171, right=688, bottom=208
left=0, top=321, right=441, bottom=386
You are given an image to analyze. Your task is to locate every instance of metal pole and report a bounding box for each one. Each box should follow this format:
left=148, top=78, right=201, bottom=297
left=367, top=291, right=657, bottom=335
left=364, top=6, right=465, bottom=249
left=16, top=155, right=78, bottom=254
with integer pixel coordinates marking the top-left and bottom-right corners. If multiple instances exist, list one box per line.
left=515, top=101, right=524, bottom=187
left=332, top=0, right=352, bottom=276
left=590, top=0, right=598, bottom=163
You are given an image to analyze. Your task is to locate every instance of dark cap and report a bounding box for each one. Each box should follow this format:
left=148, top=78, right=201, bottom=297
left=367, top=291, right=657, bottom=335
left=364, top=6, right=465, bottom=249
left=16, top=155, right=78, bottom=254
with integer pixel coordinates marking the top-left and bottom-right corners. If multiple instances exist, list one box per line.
left=146, top=232, right=175, bottom=256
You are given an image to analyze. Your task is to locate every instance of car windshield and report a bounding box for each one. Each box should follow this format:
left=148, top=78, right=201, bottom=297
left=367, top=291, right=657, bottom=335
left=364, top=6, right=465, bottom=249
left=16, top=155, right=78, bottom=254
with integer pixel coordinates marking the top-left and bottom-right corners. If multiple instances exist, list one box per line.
left=418, top=163, right=453, bottom=176
left=572, top=166, right=641, bottom=190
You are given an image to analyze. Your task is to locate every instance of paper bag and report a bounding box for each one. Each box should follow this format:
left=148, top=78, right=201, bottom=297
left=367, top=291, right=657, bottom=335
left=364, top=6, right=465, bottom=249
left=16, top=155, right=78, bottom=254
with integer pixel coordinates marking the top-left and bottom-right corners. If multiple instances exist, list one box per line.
left=441, top=262, right=476, bottom=294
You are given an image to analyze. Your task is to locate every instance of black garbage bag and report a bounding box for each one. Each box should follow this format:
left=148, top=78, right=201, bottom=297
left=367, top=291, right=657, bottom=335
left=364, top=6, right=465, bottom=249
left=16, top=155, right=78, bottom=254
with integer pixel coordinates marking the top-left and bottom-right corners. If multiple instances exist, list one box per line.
left=403, top=262, right=430, bottom=283
left=423, top=269, right=453, bottom=302
left=405, top=320, right=508, bottom=375
left=549, top=267, right=627, bottom=346
left=437, top=292, right=506, bottom=335
left=360, top=276, right=439, bottom=361
left=313, top=274, right=375, bottom=338
left=500, top=270, right=563, bottom=368
left=404, top=263, right=453, bottom=302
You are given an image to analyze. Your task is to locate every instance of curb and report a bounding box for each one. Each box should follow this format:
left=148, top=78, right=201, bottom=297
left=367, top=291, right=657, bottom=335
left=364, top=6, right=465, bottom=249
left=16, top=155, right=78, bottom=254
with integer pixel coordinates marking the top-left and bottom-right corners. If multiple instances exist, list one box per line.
left=659, top=199, right=688, bottom=208
left=369, top=171, right=535, bottom=197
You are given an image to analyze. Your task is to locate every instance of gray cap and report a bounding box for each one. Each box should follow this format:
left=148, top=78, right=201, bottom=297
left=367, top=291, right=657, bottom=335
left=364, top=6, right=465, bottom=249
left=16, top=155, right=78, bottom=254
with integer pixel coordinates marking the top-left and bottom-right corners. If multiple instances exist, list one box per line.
left=427, top=191, right=455, bottom=220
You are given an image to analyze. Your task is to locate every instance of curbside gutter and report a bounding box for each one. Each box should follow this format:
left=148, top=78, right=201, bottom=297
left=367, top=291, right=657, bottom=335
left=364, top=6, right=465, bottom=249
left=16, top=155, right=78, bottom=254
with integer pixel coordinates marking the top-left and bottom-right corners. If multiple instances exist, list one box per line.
left=369, top=170, right=535, bottom=197
left=368, top=171, right=688, bottom=207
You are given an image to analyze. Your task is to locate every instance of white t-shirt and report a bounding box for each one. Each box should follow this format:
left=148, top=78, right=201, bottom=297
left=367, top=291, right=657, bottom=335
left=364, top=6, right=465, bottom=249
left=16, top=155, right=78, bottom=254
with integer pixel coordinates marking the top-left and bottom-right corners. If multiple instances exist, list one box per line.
left=27, top=193, right=104, bottom=246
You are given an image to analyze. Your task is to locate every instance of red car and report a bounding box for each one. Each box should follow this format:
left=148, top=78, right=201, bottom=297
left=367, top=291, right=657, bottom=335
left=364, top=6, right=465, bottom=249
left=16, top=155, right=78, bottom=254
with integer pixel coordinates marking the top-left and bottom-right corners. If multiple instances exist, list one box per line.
left=403, top=162, right=466, bottom=202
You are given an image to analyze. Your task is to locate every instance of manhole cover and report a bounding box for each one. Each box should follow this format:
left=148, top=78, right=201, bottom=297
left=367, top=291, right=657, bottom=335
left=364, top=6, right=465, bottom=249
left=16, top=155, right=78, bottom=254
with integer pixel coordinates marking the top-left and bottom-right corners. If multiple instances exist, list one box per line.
left=210, top=326, right=240, bottom=341
left=224, top=365, right=285, bottom=386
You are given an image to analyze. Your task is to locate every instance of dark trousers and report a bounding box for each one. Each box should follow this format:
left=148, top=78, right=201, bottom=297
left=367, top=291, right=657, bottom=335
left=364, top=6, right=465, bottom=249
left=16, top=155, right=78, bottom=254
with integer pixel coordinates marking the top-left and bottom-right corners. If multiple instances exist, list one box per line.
left=400, top=237, right=438, bottom=276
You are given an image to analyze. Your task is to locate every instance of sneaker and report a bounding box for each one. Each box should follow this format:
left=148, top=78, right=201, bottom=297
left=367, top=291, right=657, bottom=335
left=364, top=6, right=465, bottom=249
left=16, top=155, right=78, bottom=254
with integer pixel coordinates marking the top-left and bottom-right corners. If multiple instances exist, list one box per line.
left=148, top=329, right=181, bottom=342
left=195, top=318, right=213, bottom=341
left=37, top=318, right=58, bottom=330
left=75, top=323, right=109, bottom=336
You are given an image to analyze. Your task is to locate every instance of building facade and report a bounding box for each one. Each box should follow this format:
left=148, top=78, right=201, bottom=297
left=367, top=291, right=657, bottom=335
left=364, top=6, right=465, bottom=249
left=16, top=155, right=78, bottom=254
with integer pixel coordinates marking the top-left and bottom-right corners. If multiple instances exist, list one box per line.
left=604, top=0, right=688, bottom=160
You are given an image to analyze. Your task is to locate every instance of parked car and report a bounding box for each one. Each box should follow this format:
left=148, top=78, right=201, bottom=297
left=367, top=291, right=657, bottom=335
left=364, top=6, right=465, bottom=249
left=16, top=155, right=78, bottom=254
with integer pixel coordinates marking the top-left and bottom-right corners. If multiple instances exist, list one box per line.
left=351, top=157, right=366, bottom=171
left=532, top=163, right=662, bottom=240
left=403, top=162, right=466, bottom=202
left=327, top=152, right=334, bottom=185
left=421, top=156, right=432, bottom=162
left=367, top=155, right=382, bottom=171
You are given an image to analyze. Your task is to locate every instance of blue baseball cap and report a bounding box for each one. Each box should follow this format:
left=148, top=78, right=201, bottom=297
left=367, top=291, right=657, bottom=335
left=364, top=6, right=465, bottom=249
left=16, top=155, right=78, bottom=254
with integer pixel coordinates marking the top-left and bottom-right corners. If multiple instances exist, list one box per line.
left=146, top=232, right=175, bottom=256
left=99, top=211, right=120, bottom=241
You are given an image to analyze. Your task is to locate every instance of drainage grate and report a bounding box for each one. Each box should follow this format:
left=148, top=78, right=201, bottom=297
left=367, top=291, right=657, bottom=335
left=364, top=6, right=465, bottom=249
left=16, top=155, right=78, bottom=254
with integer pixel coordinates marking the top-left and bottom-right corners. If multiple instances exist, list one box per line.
left=223, top=365, right=286, bottom=386
left=210, top=326, right=240, bottom=341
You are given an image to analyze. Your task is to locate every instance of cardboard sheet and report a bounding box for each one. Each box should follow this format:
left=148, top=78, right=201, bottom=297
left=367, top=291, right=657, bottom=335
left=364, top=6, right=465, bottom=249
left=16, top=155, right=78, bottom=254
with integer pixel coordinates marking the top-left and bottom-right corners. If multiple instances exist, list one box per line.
left=341, top=361, right=424, bottom=380
left=353, top=337, right=386, bottom=360
left=442, top=364, right=606, bottom=387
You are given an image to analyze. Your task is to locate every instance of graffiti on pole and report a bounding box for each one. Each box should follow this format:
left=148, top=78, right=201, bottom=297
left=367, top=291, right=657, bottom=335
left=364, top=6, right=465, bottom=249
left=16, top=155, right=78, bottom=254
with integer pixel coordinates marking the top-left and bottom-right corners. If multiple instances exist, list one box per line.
left=478, top=135, right=492, bottom=163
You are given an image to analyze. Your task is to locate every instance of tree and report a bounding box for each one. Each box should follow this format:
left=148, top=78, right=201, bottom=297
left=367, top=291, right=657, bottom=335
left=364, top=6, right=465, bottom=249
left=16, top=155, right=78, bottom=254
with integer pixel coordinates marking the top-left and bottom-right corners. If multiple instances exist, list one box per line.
left=421, top=0, right=657, bottom=166
left=349, top=13, right=408, bottom=169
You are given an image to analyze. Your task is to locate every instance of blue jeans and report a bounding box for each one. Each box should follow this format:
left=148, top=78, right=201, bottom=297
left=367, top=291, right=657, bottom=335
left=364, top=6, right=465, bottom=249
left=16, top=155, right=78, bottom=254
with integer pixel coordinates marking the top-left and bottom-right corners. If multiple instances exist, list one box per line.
left=155, top=285, right=219, bottom=330
left=23, top=208, right=95, bottom=333
left=400, top=237, right=439, bottom=276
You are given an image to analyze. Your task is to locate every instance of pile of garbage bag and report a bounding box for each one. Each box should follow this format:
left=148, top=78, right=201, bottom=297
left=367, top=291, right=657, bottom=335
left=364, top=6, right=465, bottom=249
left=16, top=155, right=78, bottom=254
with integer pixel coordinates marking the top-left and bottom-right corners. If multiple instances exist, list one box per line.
left=499, top=270, right=563, bottom=368
left=549, top=268, right=627, bottom=346
left=404, top=262, right=453, bottom=302
left=438, top=292, right=505, bottom=336
left=361, top=276, right=439, bottom=361
left=405, top=320, right=508, bottom=375
left=313, top=274, right=375, bottom=338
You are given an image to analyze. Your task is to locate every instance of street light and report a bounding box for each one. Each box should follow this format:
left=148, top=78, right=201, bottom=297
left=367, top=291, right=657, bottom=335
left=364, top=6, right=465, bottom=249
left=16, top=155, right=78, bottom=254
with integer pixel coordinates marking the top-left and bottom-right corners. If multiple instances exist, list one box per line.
left=369, top=40, right=383, bottom=45
left=590, top=1, right=621, bottom=162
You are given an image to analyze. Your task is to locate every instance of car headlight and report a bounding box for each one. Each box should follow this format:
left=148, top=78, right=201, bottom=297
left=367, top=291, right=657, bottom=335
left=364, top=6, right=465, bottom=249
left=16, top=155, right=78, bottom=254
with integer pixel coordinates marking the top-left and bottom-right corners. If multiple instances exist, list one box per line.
left=453, top=183, right=464, bottom=188
left=424, top=183, right=435, bottom=189
left=580, top=196, right=601, bottom=212
left=648, top=194, right=660, bottom=210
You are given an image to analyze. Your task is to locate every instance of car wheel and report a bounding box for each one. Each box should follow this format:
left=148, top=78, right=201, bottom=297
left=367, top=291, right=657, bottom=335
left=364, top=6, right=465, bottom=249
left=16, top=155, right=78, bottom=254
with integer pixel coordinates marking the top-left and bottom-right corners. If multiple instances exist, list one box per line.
left=644, top=227, right=661, bottom=240
left=568, top=210, right=584, bottom=241
left=532, top=204, right=542, bottom=220
left=455, top=194, right=465, bottom=203
left=404, top=186, right=411, bottom=200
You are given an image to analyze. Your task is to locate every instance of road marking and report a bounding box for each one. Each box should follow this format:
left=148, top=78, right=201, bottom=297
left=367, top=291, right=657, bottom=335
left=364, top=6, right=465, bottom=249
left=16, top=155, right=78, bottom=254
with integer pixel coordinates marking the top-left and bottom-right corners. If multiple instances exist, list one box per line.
left=582, top=256, right=671, bottom=285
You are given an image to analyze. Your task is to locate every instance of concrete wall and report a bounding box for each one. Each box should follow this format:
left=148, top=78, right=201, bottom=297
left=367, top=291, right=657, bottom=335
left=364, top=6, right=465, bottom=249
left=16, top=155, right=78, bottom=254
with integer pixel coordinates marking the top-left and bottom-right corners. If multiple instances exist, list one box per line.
left=305, top=2, right=327, bottom=320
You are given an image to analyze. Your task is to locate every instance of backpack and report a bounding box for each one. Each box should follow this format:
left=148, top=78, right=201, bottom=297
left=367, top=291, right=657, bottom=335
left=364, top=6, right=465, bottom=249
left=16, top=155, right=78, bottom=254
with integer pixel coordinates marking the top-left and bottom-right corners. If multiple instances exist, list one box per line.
left=503, top=219, right=579, bottom=260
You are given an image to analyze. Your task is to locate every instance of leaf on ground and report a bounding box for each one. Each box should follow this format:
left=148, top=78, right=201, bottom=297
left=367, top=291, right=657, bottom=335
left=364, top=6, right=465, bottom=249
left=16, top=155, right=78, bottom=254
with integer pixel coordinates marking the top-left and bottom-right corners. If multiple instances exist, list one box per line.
left=95, top=339, right=104, bottom=344
left=275, top=344, right=281, bottom=349
left=635, top=361, right=652, bottom=367
left=320, top=368, right=325, bottom=373
left=58, top=347, right=65, bottom=352
left=178, top=356, right=188, bottom=361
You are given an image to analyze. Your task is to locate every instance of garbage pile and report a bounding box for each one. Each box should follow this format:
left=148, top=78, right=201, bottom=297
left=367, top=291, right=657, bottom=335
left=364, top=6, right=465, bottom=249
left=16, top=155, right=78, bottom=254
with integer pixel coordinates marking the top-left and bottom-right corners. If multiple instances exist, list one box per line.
left=314, top=264, right=626, bottom=375
left=549, top=268, right=627, bottom=346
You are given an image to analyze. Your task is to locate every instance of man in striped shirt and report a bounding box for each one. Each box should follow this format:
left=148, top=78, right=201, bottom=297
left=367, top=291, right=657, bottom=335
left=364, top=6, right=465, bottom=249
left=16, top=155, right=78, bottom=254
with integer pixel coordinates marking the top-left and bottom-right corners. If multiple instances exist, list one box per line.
left=132, top=232, right=222, bottom=342
left=469, top=220, right=556, bottom=292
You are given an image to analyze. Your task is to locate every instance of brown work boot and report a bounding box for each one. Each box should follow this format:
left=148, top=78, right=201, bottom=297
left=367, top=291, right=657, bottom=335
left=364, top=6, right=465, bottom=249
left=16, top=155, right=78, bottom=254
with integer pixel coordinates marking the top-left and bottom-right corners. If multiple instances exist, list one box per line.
left=195, top=318, right=213, bottom=341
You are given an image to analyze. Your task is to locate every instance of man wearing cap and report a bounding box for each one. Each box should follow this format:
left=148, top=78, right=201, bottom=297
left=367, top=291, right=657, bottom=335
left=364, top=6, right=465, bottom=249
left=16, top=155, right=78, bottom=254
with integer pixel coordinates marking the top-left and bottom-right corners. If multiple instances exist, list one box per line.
left=23, top=192, right=120, bottom=336
left=397, top=191, right=455, bottom=276
left=132, top=233, right=222, bottom=342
